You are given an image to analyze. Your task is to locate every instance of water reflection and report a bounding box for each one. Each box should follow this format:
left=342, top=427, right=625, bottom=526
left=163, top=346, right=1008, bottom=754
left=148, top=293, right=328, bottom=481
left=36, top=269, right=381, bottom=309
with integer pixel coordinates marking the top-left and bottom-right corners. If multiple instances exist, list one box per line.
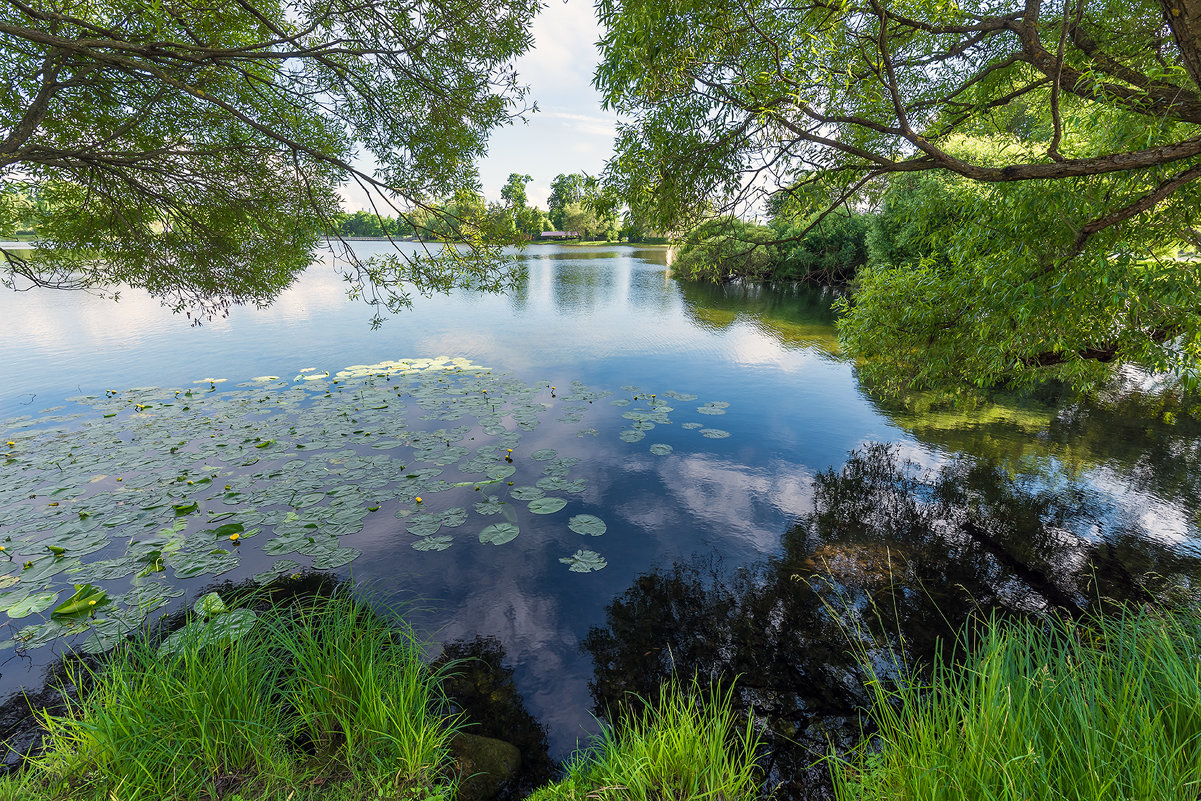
left=583, top=444, right=1201, bottom=799
left=678, top=281, right=843, bottom=356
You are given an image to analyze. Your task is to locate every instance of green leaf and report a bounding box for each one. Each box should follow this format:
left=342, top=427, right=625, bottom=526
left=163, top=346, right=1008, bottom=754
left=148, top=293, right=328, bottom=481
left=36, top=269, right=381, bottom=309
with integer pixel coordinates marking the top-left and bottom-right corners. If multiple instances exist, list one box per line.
left=528, top=496, right=567, bottom=515
left=568, top=514, right=607, bottom=536
left=559, top=549, right=606, bottom=572
left=479, top=523, right=519, bottom=545
left=51, top=584, right=107, bottom=619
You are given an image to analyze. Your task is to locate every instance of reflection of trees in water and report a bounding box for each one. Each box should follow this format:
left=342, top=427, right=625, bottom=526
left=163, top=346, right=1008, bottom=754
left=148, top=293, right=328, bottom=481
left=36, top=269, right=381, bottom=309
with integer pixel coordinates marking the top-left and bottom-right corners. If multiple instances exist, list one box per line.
left=434, top=636, right=557, bottom=801
left=583, top=444, right=1201, bottom=799
left=875, top=376, right=1201, bottom=517
left=677, top=281, right=843, bottom=355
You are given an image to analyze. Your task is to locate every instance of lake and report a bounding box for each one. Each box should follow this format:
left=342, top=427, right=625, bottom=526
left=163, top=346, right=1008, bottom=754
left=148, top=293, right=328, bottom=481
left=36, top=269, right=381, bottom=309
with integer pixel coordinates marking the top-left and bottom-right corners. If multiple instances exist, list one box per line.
left=3, top=242, right=1200, bottom=795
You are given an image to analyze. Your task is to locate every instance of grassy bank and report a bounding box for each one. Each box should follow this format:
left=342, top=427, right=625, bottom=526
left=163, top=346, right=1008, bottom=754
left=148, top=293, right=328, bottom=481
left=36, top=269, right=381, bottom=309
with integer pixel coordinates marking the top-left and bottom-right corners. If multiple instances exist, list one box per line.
left=833, top=607, right=1201, bottom=800
left=1, top=590, right=458, bottom=801
left=529, top=681, right=762, bottom=801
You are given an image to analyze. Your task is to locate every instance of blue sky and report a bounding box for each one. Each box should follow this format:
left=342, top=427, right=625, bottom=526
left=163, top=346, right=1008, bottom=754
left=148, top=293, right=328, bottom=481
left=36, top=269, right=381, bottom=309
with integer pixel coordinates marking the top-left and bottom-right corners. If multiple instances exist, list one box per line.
left=341, top=0, right=618, bottom=212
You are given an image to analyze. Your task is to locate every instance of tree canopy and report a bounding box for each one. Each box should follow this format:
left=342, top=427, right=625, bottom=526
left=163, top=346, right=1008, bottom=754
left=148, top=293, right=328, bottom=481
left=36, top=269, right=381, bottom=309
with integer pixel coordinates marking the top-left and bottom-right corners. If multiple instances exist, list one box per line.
left=1, top=0, right=538, bottom=320
left=596, top=0, right=1201, bottom=393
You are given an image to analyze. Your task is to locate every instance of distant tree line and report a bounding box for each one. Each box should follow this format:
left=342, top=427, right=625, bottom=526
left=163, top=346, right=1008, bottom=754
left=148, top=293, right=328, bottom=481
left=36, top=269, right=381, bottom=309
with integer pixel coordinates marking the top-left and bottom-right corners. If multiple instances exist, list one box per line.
left=328, top=172, right=666, bottom=244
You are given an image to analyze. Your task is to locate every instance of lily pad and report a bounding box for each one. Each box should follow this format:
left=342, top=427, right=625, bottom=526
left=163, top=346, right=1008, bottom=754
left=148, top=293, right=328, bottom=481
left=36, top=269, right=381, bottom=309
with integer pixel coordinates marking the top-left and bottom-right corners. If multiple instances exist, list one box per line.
left=479, top=523, right=519, bottom=546
left=568, top=514, right=607, bottom=536
left=510, top=486, right=545, bottom=501
left=649, top=443, right=674, bottom=455
left=193, top=592, right=227, bottom=618
left=528, top=497, right=567, bottom=515
left=312, top=547, right=361, bottom=569
left=700, top=428, right=731, bottom=439
left=559, top=549, right=607, bottom=572
left=412, top=536, right=454, bottom=552
left=531, top=449, right=557, bottom=461
left=8, top=591, right=60, bottom=620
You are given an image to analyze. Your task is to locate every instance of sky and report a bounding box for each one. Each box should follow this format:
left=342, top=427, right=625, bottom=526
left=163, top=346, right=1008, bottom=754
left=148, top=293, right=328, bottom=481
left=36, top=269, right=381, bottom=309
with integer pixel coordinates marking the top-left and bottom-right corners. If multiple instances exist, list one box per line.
left=341, top=0, right=618, bottom=213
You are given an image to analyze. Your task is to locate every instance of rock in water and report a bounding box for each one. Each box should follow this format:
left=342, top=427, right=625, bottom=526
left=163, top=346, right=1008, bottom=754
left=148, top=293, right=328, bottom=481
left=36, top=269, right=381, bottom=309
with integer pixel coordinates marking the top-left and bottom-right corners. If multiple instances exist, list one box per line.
left=449, top=732, right=522, bottom=801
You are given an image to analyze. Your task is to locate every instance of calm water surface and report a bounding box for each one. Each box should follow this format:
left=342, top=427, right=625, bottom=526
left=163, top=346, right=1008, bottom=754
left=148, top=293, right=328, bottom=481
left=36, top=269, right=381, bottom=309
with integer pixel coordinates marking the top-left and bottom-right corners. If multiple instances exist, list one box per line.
left=2, top=243, right=1200, bottom=789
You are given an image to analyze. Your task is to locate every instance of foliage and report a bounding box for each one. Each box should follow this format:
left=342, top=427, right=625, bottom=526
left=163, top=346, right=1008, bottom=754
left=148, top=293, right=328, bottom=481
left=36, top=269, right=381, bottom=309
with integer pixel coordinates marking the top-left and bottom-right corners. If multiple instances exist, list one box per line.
left=14, top=590, right=458, bottom=801
left=833, top=608, right=1201, bottom=800
left=595, top=0, right=1201, bottom=392
left=528, top=680, right=763, bottom=801
left=838, top=134, right=1201, bottom=394
left=770, top=204, right=870, bottom=283
left=0, top=0, right=538, bottom=319
left=501, top=173, right=532, bottom=209
left=672, top=218, right=779, bottom=280
left=548, top=173, right=588, bottom=230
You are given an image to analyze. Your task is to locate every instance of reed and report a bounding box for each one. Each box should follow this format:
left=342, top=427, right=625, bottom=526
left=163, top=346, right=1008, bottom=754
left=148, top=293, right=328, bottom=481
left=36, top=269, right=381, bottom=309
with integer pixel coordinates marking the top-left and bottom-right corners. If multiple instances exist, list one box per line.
left=833, top=607, right=1201, bottom=800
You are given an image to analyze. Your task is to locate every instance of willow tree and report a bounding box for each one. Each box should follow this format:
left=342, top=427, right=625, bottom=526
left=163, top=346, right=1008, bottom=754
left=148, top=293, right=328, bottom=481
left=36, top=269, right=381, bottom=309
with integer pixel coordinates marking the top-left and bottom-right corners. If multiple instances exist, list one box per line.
left=0, top=0, right=538, bottom=320
left=596, top=0, right=1201, bottom=392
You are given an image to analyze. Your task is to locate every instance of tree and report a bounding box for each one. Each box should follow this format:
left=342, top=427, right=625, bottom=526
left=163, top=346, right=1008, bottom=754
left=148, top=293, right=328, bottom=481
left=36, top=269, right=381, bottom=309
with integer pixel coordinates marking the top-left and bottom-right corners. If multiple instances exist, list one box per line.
left=1, top=0, right=538, bottom=321
left=547, top=173, right=587, bottom=229
left=500, top=173, right=532, bottom=209
left=595, top=0, right=1201, bottom=392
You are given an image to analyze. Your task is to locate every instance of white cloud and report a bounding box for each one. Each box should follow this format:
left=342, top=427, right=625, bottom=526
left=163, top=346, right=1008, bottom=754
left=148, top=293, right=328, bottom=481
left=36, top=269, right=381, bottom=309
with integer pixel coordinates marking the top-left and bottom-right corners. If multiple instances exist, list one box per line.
left=517, top=0, right=603, bottom=96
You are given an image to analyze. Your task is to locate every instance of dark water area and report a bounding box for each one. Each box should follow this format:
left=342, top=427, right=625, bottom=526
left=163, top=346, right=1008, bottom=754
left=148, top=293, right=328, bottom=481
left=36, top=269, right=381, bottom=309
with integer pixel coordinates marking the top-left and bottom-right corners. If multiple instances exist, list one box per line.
left=2, top=243, right=1200, bottom=797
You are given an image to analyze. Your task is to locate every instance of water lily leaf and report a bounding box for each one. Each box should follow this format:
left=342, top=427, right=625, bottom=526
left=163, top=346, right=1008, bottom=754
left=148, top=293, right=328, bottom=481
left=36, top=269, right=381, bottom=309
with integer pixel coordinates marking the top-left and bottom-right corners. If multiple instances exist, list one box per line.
left=440, top=507, right=468, bottom=527
left=208, top=608, right=257, bottom=641
left=619, top=429, right=645, bottom=443
left=474, top=496, right=503, bottom=515
left=485, top=464, right=515, bottom=480
left=559, top=549, right=607, bottom=573
left=159, top=609, right=257, bottom=656
left=531, top=449, right=557, bottom=461
left=0, top=587, right=32, bottom=614
left=479, top=523, right=519, bottom=545
left=528, top=497, right=567, bottom=515
left=312, top=547, right=360, bottom=569
left=407, top=515, right=442, bottom=537
left=193, top=592, right=227, bottom=619
left=412, top=536, right=454, bottom=552
left=696, top=406, right=725, bottom=415
left=293, top=492, right=324, bottom=508
left=568, top=515, right=607, bottom=536
left=210, top=523, right=244, bottom=538
left=172, top=550, right=238, bottom=579
left=9, top=591, right=60, bottom=619
left=510, top=486, right=545, bottom=501
left=681, top=422, right=703, bottom=430
left=51, top=584, right=106, bottom=619
left=650, top=443, right=674, bottom=455
left=700, top=428, right=731, bottom=439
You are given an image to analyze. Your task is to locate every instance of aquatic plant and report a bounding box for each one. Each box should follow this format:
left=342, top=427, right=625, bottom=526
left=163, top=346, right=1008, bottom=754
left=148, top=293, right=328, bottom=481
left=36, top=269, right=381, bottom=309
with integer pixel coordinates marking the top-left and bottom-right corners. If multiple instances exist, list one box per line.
left=1, top=357, right=737, bottom=654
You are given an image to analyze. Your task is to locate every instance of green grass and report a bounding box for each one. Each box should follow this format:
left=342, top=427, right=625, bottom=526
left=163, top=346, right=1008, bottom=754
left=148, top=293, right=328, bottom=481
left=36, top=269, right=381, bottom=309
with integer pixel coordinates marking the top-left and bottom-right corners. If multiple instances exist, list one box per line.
left=833, top=607, right=1201, bottom=800
left=4, top=589, right=459, bottom=801
left=529, top=679, right=763, bottom=801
